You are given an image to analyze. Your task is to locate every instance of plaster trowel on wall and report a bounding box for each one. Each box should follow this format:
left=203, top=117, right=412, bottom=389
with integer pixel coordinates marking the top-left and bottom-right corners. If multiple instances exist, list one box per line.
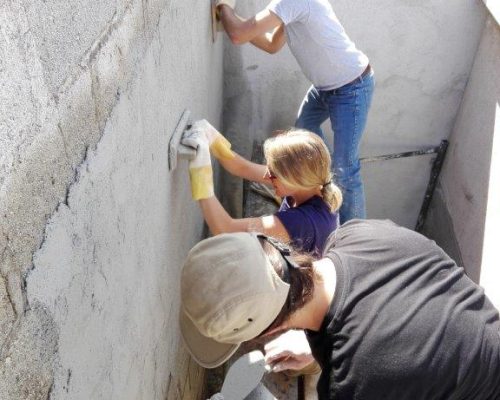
left=168, top=109, right=196, bottom=171
left=208, top=350, right=271, bottom=400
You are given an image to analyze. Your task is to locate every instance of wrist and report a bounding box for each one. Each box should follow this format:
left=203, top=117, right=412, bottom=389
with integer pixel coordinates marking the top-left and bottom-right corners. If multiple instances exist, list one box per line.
left=215, top=0, right=235, bottom=10
left=189, top=165, right=214, bottom=200
left=210, top=137, right=234, bottom=160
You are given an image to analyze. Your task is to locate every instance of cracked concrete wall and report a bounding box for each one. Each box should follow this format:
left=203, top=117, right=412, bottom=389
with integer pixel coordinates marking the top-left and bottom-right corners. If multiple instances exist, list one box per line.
left=1, top=0, right=222, bottom=399
left=221, top=0, right=486, bottom=228
left=423, top=10, right=499, bottom=291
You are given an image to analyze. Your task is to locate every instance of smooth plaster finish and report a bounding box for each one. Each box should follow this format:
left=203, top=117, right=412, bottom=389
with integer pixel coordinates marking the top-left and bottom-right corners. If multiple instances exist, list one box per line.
left=1, top=0, right=222, bottom=398
left=221, top=0, right=486, bottom=227
left=425, top=14, right=499, bottom=301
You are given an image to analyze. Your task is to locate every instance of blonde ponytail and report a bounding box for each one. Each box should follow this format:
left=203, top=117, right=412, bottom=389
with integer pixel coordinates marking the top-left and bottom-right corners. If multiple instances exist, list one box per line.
left=321, top=180, right=343, bottom=212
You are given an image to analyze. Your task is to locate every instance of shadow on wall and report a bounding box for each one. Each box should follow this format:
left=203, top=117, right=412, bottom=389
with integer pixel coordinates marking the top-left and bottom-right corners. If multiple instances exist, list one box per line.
left=422, top=16, right=500, bottom=284
left=219, top=39, right=254, bottom=219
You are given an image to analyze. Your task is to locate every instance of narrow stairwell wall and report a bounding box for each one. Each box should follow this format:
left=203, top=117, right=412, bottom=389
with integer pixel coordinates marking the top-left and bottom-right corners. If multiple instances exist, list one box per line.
left=423, top=7, right=500, bottom=308
left=220, top=0, right=486, bottom=228
left=0, top=1, right=222, bottom=399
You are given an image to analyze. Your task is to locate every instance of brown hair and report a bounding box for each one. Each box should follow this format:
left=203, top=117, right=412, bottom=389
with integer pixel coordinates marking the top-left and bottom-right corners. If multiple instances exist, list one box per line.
left=264, top=129, right=343, bottom=212
left=258, top=237, right=316, bottom=334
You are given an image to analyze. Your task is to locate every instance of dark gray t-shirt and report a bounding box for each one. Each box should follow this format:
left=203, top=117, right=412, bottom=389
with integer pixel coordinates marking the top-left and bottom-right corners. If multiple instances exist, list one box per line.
left=307, top=219, right=500, bottom=400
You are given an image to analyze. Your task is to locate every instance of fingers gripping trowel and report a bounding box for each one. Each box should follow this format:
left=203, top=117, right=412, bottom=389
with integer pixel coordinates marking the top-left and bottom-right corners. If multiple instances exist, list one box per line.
left=211, top=0, right=225, bottom=42
left=168, top=110, right=197, bottom=171
left=209, top=351, right=271, bottom=400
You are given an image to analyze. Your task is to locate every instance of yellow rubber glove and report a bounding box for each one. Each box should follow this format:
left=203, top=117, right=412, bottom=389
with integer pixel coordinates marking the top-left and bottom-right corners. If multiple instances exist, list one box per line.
left=191, top=119, right=235, bottom=161
left=181, top=128, right=214, bottom=200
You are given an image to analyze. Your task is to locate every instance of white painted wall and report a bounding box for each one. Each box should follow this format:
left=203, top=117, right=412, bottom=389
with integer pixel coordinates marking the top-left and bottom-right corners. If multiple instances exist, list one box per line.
left=432, top=12, right=499, bottom=305
left=481, top=100, right=500, bottom=310
left=1, top=1, right=222, bottom=399
left=479, top=0, right=500, bottom=313
left=221, top=0, right=486, bottom=228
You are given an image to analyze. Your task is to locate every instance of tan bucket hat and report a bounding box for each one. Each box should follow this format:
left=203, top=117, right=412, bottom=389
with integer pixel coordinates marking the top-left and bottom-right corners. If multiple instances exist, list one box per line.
left=180, top=232, right=290, bottom=368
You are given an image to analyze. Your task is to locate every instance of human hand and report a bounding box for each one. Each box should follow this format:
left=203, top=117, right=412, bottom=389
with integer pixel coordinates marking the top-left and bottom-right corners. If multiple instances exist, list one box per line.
left=191, top=119, right=234, bottom=160
left=264, top=330, right=316, bottom=373
left=181, top=129, right=214, bottom=200
left=214, top=0, right=235, bottom=10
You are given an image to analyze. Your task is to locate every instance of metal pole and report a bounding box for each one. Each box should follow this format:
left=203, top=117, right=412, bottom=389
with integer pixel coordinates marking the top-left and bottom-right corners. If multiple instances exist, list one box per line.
left=297, top=376, right=305, bottom=400
left=415, top=140, right=449, bottom=232
left=360, top=147, right=438, bottom=163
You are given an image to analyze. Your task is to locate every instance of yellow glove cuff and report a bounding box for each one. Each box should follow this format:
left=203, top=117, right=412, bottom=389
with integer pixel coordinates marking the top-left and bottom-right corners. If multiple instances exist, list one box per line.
left=210, top=137, right=235, bottom=160
left=189, top=166, right=215, bottom=200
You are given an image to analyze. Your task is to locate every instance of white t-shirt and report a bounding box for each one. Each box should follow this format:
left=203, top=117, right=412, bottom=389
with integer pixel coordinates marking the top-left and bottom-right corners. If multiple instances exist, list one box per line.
left=267, top=0, right=369, bottom=90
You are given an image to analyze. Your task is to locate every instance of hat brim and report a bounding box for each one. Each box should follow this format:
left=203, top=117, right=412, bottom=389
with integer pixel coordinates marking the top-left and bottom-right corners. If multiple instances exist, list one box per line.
left=180, top=308, right=240, bottom=369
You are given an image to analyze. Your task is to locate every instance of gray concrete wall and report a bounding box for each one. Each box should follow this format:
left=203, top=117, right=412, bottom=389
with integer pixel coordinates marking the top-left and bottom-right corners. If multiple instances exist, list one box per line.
left=1, top=1, right=222, bottom=399
left=424, top=9, right=499, bottom=297
left=221, top=0, right=486, bottom=227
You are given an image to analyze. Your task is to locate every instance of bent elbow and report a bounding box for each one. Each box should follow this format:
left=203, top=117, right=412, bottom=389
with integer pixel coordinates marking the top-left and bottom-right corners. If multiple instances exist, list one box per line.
left=265, top=46, right=280, bottom=54
left=209, top=221, right=231, bottom=236
left=210, top=227, right=225, bottom=236
left=228, top=32, right=245, bottom=45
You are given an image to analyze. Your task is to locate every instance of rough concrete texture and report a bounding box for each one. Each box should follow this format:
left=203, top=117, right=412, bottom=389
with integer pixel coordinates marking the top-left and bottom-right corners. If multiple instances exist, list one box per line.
left=0, top=303, right=58, bottom=400
left=1, top=0, right=222, bottom=398
left=221, top=0, right=486, bottom=227
left=425, top=12, right=499, bottom=290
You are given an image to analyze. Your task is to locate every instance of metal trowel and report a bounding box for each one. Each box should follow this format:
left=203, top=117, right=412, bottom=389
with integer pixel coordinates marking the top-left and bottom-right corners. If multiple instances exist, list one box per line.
left=209, top=350, right=271, bottom=400
left=168, top=110, right=196, bottom=171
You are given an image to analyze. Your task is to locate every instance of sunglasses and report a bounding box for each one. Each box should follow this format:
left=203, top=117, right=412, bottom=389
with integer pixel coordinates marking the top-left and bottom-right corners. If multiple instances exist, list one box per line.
left=265, top=167, right=278, bottom=181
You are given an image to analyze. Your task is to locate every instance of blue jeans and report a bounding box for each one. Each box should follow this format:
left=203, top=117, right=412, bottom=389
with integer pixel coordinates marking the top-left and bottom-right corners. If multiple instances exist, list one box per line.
left=295, top=72, right=374, bottom=224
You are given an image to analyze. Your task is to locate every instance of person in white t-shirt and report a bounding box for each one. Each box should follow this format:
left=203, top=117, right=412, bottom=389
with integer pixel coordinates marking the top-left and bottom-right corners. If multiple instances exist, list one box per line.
left=216, top=0, right=375, bottom=223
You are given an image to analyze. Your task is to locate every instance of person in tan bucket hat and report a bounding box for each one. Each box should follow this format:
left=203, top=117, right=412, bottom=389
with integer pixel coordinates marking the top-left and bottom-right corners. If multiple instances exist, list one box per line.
left=180, top=231, right=291, bottom=368
left=180, top=219, right=500, bottom=400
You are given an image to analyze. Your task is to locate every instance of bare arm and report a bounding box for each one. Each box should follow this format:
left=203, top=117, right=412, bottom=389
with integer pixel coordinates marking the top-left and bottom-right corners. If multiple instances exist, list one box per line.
left=199, top=196, right=290, bottom=241
left=219, top=6, right=286, bottom=54
left=250, top=24, right=286, bottom=54
left=218, top=153, right=268, bottom=183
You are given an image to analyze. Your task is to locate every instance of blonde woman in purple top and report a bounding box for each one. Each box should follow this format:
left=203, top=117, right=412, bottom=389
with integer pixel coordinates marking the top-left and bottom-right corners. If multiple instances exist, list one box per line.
left=182, top=120, right=342, bottom=255
left=215, top=0, right=375, bottom=224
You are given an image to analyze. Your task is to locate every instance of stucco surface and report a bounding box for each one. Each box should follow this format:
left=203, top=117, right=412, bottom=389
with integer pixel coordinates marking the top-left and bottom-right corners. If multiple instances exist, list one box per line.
left=1, top=0, right=497, bottom=398
left=21, top=0, right=118, bottom=94
left=1, top=0, right=222, bottom=398
left=429, top=14, right=499, bottom=286
left=221, top=0, right=486, bottom=227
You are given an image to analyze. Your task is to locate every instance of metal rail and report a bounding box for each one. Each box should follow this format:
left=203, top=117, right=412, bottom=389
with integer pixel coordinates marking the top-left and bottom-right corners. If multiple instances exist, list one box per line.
left=360, top=140, right=449, bottom=232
